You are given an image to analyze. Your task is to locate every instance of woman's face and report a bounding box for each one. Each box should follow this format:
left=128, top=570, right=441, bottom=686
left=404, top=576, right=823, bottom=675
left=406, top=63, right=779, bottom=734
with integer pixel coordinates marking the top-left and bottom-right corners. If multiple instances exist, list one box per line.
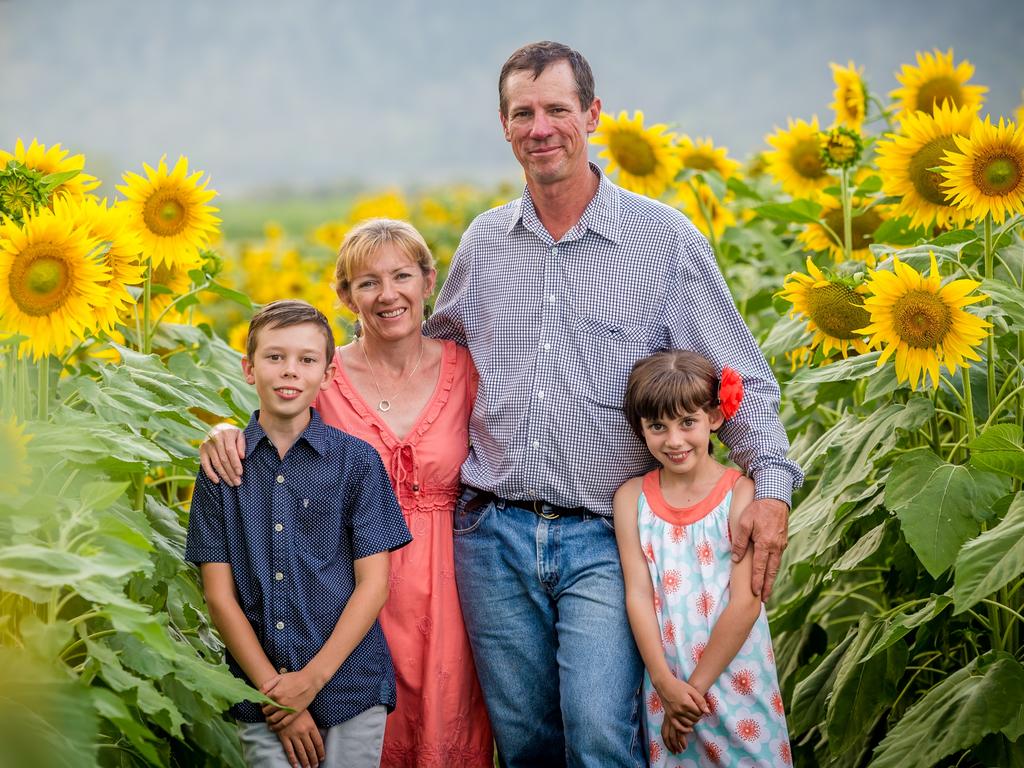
left=341, top=243, right=436, bottom=344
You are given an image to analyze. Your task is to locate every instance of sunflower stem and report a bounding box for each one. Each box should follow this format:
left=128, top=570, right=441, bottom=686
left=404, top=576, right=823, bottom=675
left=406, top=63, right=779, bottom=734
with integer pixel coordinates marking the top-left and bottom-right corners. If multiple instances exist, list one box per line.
left=983, top=214, right=997, bottom=413
left=142, top=257, right=153, bottom=355
left=840, top=167, right=853, bottom=263
left=36, top=355, right=49, bottom=421
left=961, top=368, right=977, bottom=459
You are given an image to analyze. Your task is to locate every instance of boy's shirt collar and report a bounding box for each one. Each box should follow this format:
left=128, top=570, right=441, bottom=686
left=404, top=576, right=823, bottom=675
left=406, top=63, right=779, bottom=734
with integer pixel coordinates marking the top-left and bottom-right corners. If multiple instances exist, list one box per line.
left=243, top=408, right=330, bottom=458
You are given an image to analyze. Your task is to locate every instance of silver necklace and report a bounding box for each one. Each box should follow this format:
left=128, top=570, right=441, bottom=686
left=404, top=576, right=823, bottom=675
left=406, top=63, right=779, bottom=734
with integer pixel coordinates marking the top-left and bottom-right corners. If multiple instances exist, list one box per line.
left=359, top=338, right=425, bottom=412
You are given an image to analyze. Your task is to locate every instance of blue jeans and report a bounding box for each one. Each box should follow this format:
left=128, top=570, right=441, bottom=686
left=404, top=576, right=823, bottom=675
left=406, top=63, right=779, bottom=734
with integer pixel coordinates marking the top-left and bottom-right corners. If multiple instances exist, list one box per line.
left=453, top=489, right=644, bottom=768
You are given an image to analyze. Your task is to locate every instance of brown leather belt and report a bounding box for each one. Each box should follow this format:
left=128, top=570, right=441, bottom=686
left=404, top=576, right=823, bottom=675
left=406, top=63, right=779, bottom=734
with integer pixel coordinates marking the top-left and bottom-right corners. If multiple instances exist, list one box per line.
left=469, top=489, right=590, bottom=519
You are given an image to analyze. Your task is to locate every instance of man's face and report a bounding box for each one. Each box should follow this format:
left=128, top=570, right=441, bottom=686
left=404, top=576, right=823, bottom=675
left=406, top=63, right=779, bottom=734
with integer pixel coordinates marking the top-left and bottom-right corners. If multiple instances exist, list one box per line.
left=500, top=60, right=601, bottom=188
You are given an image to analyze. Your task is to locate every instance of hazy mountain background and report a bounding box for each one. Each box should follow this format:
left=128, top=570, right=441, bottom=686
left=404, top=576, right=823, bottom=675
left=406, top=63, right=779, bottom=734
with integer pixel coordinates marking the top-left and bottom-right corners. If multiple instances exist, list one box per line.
left=3, top=0, right=1023, bottom=199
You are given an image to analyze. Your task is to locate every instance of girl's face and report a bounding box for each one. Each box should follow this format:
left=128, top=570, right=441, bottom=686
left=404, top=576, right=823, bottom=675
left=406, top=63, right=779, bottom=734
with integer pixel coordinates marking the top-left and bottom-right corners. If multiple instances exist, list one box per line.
left=641, top=407, right=724, bottom=478
left=340, top=243, right=436, bottom=344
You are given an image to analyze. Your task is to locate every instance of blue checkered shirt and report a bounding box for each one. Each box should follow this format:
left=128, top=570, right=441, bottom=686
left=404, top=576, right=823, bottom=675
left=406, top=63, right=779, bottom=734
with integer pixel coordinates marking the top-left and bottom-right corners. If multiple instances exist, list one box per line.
left=185, top=409, right=412, bottom=727
left=424, top=164, right=803, bottom=514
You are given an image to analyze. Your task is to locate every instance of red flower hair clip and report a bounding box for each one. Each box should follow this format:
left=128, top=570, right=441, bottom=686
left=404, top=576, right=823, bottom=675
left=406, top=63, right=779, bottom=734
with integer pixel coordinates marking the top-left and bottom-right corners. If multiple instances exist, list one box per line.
left=718, top=367, right=744, bottom=420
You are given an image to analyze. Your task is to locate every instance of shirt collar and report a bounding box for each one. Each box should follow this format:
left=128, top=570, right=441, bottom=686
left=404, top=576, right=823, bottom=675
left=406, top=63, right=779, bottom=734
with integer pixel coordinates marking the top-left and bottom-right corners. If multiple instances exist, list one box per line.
left=505, top=163, right=622, bottom=245
left=243, top=408, right=329, bottom=457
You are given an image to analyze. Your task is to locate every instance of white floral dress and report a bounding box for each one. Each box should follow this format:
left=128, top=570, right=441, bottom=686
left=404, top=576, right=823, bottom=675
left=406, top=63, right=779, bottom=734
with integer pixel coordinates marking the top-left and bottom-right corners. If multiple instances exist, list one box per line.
left=637, top=467, right=792, bottom=767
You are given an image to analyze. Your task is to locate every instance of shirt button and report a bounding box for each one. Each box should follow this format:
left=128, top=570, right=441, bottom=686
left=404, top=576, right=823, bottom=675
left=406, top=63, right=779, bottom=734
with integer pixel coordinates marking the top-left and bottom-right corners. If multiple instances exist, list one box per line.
left=275, top=621, right=284, bottom=630
left=279, top=666, right=288, bottom=674
left=537, top=391, right=544, bottom=399
left=412, top=483, right=420, bottom=491
left=544, top=343, right=551, bottom=351
left=532, top=441, right=540, bottom=449
left=550, top=247, right=557, bottom=256
left=549, top=295, right=557, bottom=303
left=276, top=475, right=284, bottom=484
left=274, top=523, right=283, bottom=532
left=275, top=572, right=284, bottom=581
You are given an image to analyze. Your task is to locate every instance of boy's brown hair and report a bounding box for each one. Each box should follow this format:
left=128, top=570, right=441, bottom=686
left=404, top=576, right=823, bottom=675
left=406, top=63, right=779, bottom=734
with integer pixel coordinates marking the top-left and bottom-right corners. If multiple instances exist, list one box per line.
left=245, top=299, right=335, bottom=364
left=623, top=350, right=720, bottom=440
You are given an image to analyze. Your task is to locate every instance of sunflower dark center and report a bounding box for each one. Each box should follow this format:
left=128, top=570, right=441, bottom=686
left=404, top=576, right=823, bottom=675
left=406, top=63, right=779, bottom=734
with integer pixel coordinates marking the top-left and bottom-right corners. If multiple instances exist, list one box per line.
left=909, top=136, right=958, bottom=205
left=805, top=283, right=869, bottom=339
left=9, top=245, right=72, bottom=316
left=892, top=289, right=952, bottom=348
left=609, top=132, right=657, bottom=176
left=822, top=208, right=884, bottom=250
left=142, top=191, right=188, bottom=237
left=684, top=153, right=715, bottom=171
left=974, top=154, right=1021, bottom=196
left=915, top=77, right=964, bottom=113
left=791, top=138, right=827, bottom=180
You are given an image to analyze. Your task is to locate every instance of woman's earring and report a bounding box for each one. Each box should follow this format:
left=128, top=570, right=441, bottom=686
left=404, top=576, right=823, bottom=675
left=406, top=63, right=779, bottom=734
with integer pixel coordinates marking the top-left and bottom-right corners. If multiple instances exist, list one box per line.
left=353, top=318, right=362, bottom=338
left=423, top=302, right=433, bottom=322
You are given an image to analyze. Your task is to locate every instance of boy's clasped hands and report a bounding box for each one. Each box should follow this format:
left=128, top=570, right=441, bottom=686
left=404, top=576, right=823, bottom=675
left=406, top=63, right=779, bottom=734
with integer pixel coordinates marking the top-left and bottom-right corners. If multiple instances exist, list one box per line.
left=654, top=674, right=711, bottom=754
left=260, top=667, right=327, bottom=766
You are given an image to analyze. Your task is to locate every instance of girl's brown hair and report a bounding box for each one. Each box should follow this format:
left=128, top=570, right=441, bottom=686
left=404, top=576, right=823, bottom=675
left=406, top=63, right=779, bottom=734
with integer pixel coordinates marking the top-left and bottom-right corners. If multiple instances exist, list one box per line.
left=623, top=350, right=720, bottom=440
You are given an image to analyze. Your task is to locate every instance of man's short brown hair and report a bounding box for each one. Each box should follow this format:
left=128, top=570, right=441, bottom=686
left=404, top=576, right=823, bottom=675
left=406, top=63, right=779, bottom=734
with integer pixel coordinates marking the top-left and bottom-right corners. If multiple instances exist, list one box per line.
left=498, top=40, right=595, bottom=117
left=245, top=299, right=335, bottom=365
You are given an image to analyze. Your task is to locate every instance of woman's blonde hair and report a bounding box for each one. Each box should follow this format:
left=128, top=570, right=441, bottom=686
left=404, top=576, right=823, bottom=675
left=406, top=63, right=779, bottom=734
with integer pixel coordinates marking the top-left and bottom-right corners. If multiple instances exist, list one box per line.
left=334, top=218, right=434, bottom=298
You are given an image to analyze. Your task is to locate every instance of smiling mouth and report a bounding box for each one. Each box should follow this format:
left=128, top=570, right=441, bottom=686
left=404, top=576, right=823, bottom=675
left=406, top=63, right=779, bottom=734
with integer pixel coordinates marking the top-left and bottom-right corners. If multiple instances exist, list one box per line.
left=275, top=388, right=302, bottom=398
left=378, top=308, right=407, bottom=318
left=665, top=450, right=691, bottom=462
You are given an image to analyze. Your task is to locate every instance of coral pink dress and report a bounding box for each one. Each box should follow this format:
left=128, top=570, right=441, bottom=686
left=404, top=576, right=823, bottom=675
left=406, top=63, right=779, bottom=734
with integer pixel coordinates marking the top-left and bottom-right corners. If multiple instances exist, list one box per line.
left=315, top=339, right=492, bottom=767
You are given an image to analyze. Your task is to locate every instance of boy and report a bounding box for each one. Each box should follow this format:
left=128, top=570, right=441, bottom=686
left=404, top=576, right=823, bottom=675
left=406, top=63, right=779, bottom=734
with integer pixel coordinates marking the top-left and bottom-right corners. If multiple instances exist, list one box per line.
left=185, top=300, right=411, bottom=768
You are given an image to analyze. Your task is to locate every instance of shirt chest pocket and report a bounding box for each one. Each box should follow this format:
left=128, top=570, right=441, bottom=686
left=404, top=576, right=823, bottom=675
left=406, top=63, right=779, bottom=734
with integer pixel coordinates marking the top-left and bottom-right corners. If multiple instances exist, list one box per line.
left=292, top=493, right=346, bottom=562
left=572, top=316, right=651, bottom=409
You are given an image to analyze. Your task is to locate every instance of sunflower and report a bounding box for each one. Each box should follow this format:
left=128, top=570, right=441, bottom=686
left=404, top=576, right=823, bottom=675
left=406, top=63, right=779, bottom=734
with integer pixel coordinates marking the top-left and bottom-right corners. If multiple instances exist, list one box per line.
left=797, top=194, right=892, bottom=266
left=940, top=116, right=1024, bottom=225
left=0, top=203, right=110, bottom=359
left=676, top=136, right=741, bottom=180
left=0, top=138, right=99, bottom=201
left=778, top=258, right=871, bottom=358
left=591, top=111, right=682, bottom=198
left=764, top=117, right=832, bottom=199
left=1016, top=90, right=1024, bottom=126
left=674, top=182, right=736, bottom=241
left=857, top=252, right=990, bottom=390
left=830, top=61, right=867, bottom=131
left=57, top=197, right=145, bottom=332
left=875, top=100, right=978, bottom=230
left=891, top=49, right=987, bottom=120
left=117, top=155, right=220, bottom=269
left=347, top=189, right=410, bottom=223
left=0, top=415, right=31, bottom=495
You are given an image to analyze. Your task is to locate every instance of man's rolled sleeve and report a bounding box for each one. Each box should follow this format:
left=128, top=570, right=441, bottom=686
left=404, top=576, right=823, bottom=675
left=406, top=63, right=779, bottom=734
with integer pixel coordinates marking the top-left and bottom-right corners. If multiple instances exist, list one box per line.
left=665, top=227, right=804, bottom=505
left=184, top=473, right=229, bottom=564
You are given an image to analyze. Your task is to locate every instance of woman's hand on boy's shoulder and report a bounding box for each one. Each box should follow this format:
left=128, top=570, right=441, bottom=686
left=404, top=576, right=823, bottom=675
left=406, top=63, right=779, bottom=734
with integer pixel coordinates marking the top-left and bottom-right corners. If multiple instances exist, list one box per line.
left=199, top=423, right=246, bottom=486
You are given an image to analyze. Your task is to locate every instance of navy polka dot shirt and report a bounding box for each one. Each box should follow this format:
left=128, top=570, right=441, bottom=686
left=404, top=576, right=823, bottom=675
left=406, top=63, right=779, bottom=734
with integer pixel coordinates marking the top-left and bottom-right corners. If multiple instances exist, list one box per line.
left=185, top=409, right=412, bottom=727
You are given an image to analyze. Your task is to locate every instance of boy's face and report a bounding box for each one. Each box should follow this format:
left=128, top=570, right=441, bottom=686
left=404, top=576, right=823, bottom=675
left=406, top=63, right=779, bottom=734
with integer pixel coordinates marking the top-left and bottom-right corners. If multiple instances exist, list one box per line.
left=241, top=322, right=335, bottom=425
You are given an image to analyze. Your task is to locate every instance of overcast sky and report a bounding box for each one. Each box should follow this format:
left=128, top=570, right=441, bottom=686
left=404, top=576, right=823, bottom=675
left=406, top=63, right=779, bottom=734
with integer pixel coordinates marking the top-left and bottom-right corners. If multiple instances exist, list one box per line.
left=3, top=0, right=1022, bottom=198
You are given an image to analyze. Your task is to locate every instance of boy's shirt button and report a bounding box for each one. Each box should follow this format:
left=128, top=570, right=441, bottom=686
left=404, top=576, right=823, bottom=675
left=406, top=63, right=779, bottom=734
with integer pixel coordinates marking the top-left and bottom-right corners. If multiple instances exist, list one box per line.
left=279, top=667, right=288, bottom=673
left=275, top=621, right=285, bottom=630
left=276, top=475, right=285, bottom=484
left=274, top=523, right=283, bottom=532
left=275, top=572, right=284, bottom=581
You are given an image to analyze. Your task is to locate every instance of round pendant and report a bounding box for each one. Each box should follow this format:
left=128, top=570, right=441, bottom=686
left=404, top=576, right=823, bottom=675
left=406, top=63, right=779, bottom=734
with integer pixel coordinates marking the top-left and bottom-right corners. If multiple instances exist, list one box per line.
left=378, top=399, right=391, bottom=412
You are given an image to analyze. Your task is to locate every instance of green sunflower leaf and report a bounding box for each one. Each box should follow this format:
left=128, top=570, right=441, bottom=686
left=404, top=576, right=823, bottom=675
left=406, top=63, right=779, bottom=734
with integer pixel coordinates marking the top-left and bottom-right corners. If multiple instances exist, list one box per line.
left=752, top=199, right=823, bottom=224
left=980, top=278, right=1024, bottom=332
left=969, top=424, right=1024, bottom=480
left=868, top=653, right=1024, bottom=768
left=953, top=492, right=1024, bottom=614
left=885, top=448, right=1008, bottom=578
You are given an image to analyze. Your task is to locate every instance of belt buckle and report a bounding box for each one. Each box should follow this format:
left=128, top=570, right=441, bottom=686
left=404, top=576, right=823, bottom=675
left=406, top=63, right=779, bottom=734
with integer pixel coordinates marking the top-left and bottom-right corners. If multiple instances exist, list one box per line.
left=532, top=500, right=560, bottom=519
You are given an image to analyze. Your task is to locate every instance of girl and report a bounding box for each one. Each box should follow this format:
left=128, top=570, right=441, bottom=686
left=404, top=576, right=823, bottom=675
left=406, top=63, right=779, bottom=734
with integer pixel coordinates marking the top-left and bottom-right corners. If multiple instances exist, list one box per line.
left=613, top=351, right=791, bottom=766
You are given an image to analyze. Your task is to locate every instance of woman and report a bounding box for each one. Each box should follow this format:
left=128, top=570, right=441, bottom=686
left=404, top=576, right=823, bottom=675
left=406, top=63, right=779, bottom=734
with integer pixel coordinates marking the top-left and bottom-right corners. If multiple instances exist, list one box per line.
left=200, top=219, right=492, bottom=767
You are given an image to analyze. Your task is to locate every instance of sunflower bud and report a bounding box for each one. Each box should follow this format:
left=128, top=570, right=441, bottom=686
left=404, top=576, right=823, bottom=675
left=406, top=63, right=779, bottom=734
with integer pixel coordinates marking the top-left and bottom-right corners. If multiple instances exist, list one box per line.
left=0, top=163, right=50, bottom=223
left=820, top=127, right=863, bottom=170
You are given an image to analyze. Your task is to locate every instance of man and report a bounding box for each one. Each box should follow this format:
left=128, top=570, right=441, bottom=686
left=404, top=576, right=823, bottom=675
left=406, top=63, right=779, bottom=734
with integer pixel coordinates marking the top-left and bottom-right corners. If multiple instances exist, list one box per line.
left=423, top=41, right=802, bottom=766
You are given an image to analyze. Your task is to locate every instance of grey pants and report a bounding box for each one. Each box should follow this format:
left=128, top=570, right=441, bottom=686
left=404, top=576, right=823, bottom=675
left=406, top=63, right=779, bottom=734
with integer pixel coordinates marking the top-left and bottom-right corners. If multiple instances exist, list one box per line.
left=238, top=706, right=387, bottom=768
